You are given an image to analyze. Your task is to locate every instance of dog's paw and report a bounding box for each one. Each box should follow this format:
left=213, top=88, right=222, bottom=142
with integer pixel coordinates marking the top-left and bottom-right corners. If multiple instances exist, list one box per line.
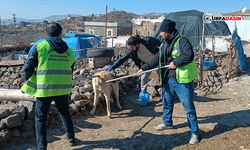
left=90, top=109, right=95, bottom=115
left=117, top=105, right=122, bottom=110
left=107, top=116, right=112, bottom=119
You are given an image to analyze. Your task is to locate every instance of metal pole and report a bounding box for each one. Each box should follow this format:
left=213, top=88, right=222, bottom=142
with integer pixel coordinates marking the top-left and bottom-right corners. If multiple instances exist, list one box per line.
left=105, top=5, right=108, bottom=47
left=12, top=14, right=17, bottom=43
left=102, top=65, right=169, bottom=83
left=0, top=11, right=2, bottom=56
left=0, top=11, right=2, bottom=47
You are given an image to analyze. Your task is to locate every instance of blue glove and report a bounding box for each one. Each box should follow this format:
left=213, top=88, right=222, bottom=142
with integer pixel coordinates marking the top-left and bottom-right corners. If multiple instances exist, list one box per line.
left=105, top=67, right=112, bottom=71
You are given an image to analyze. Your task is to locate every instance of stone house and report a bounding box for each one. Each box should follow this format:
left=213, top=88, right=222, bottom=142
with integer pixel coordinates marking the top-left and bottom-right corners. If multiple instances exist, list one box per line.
left=84, top=22, right=132, bottom=37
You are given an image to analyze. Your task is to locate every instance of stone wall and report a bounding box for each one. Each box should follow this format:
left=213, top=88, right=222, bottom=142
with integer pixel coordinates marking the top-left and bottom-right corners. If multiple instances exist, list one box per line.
left=132, top=22, right=160, bottom=36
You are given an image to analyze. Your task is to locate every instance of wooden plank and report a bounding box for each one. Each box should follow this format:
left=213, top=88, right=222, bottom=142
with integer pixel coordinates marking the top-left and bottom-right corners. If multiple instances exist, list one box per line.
left=88, top=57, right=111, bottom=68
left=0, top=60, right=25, bottom=66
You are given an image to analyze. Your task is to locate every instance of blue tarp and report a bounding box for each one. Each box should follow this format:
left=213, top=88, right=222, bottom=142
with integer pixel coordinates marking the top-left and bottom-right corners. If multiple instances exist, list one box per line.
left=28, top=37, right=93, bottom=57
left=66, top=33, right=103, bottom=41
left=232, top=27, right=246, bottom=70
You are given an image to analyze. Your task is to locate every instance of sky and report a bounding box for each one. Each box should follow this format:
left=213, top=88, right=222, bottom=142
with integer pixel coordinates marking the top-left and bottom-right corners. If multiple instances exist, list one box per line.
left=0, top=0, right=249, bottom=19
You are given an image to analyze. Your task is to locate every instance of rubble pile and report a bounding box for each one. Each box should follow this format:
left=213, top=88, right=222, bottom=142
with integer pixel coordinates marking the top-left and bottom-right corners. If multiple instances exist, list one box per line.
left=194, top=46, right=240, bottom=93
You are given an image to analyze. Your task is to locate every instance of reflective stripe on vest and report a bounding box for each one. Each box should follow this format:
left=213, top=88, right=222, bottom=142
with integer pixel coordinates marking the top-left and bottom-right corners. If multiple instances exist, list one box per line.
left=25, top=80, right=72, bottom=89
left=172, top=36, right=198, bottom=83
left=21, top=41, right=75, bottom=97
left=35, top=70, right=72, bottom=75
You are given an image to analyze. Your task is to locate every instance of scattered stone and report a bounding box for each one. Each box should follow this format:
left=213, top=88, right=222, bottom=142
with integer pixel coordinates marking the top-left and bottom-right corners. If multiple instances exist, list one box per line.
left=2, top=114, right=22, bottom=128
left=0, top=109, right=11, bottom=119
left=0, top=129, right=13, bottom=142
left=22, top=129, right=35, bottom=139
left=74, top=99, right=91, bottom=107
left=0, top=103, right=18, bottom=113
left=21, top=119, right=34, bottom=132
left=49, top=105, right=58, bottom=116
left=18, top=101, right=35, bottom=119
left=69, top=103, right=79, bottom=115
left=71, top=91, right=81, bottom=101
left=13, top=105, right=26, bottom=121
left=12, top=128, right=20, bottom=137
left=0, top=121, right=6, bottom=130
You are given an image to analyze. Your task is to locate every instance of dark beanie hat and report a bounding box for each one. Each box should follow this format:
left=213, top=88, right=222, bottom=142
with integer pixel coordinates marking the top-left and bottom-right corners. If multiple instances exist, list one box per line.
left=160, top=19, right=176, bottom=33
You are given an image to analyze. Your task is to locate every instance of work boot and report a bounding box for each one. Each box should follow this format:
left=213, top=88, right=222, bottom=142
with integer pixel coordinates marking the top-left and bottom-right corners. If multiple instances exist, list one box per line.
left=155, top=123, right=173, bottom=131
left=189, top=134, right=199, bottom=144
left=67, top=138, right=75, bottom=146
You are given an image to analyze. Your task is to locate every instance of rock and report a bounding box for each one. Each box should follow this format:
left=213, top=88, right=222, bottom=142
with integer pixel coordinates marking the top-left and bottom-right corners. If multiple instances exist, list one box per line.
left=82, top=83, right=93, bottom=93
left=78, top=81, right=85, bottom=87
left=12, top=128, right=20, bottom=137
left=18, top=101, right=35, bottom=119
left=69, top=103, right=79, bottom=115
left=0, top=121, right=6, bottom=130
left=49, top=105, right=58, bottom=116
left=22, top=129, right=35, bottom=139
left=0, top=129, right=13, bottom=142
left=71, top=86, right=79, bottom=93
left=147, top=87, right=159, bottom=97
left=21, top=119, right=34, bottom=132
left=73, top=70, right=80, bottom=76
left=80, top=68, right=89, bottom=76
left=0, top=109, right=11, bottom=119
left=71, top=91, right=81, bottom=101
left=3, top=77, right=9, bottom=84
left=2, top=84, right=10, bottom=89
left=83, top=92, right=94, bottom=101
left=2, top=114, right=22, bottom=128
left=74, top=99, right=91, bottom=107
left=148, top=78, right=160, bottom=87
left=10, top=74, right=19, bottom=79
left=13, top=79, right=18, bottom=85
left=80, top=94, right=87, bottom=99
left=13, top=105, right=26, bottom=121
left=0, top=103, right=18, bottom=113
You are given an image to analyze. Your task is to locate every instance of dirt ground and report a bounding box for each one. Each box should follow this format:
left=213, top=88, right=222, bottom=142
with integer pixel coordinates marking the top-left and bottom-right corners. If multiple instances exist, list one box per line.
left=2, top=44, right=250, bottom=150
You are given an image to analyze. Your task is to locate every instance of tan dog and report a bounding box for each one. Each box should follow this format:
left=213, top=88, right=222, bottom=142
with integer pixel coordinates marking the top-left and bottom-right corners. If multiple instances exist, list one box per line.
left=90, top=71, right=122, bottom=118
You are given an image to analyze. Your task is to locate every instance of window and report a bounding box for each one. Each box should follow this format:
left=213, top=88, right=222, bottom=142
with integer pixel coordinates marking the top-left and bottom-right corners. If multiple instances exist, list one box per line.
left=108, top=31, right=112, bottom=36
left=89, top=29, right=94, bottom=35
left=107, top=29, right=113, bottom=37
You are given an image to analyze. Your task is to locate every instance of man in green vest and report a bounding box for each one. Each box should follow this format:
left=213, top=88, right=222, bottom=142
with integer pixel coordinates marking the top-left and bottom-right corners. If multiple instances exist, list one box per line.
left=22, top=22, right=75, bottom=150
left=137, top=19, right=199, bottom=144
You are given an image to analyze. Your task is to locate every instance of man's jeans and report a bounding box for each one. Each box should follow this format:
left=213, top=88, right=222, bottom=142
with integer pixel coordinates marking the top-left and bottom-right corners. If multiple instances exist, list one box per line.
left=162, top=78, right=198, bottom=135
left=35, top=95, right=75, bottom=150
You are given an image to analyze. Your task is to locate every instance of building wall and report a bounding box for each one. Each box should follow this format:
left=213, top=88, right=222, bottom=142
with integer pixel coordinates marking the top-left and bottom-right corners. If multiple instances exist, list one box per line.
left=85, top=26, right=118, bottom=37
left=84, top=22, right=132, bottom=37
left=117, top=27, right=132, bottom=36
left=132, top=22, right=161, bottom=36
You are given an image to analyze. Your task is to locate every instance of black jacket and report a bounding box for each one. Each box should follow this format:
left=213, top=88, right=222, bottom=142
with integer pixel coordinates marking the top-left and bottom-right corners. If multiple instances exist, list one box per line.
left=111, top=37, right=161, bottom=69
left=23, top=37, right=75, bottom=81
left=141, top=29, right=194, bottom=82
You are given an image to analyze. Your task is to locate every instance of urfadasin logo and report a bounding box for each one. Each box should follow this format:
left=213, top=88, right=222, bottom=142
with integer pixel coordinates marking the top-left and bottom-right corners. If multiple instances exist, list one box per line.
left=203, top=13, right=242, bottom=23
left=203, top=13, right=212, bottom=23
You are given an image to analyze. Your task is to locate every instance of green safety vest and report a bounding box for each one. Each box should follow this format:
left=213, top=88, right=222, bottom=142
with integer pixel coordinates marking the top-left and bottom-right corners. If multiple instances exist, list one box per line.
left=21, top=41, right=75, bottom=97
left=172, top=36, right=198, bottom=83
left=159, top=36, right=198, bottom=84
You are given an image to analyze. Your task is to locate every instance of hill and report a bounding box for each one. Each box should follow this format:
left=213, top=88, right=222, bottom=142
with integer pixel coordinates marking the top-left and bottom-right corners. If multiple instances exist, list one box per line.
left=90, top=11, right=140, bottom=22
